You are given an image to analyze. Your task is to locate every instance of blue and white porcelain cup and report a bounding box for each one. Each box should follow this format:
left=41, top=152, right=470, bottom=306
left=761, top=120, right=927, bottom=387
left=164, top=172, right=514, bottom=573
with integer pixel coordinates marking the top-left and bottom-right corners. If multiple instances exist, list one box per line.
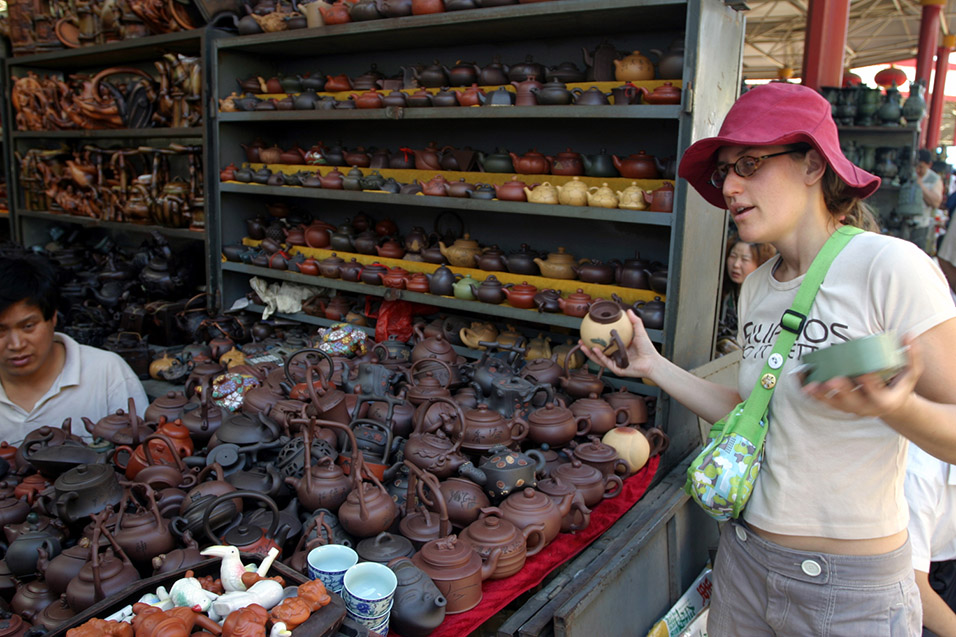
left=307, top=544, right=358, bottom=594
left=342, top=561, right=397, bottom=619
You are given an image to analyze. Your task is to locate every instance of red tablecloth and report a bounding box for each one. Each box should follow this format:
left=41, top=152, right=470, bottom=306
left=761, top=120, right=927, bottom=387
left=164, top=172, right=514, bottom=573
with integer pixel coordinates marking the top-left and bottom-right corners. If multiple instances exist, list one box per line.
left=392, top=456, right=661, bottom=637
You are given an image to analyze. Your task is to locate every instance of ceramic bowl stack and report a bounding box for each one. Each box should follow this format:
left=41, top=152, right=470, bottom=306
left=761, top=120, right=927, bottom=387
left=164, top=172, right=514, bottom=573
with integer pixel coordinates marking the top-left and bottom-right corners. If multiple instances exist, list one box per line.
left=341, top=562, right=397, bottom=634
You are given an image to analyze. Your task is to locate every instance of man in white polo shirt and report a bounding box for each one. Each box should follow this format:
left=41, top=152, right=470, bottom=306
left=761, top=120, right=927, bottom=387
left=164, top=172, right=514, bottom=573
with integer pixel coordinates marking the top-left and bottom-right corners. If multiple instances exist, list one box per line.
left=0, top=256, right=146, bottom=443
left=905, top=442, right=956, bottom=636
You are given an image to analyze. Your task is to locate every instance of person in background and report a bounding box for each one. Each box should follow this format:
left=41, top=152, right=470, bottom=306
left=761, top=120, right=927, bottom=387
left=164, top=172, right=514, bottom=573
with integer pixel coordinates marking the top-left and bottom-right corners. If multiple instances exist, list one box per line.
left=716, top=235, right=776, bottom=354
left=905, top=442, right=956, bottom=636
left=937, top=222, right=956, bottom=297
left=581, top=82, right=956, bottom=635
left=917, top=149, right=945, bottom=254
left=0, top=256, right=146, bottom=443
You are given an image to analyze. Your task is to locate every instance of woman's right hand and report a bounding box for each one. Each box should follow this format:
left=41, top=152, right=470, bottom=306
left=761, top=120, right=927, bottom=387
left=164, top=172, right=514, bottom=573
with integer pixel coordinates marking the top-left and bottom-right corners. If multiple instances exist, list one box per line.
left=579, top=309, right=662, bottom=379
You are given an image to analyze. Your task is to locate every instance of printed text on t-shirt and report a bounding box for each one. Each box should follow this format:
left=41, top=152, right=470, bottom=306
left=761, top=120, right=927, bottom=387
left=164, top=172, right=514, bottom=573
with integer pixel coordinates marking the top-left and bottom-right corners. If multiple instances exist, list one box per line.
left=741, top=318, right=850, bottom=360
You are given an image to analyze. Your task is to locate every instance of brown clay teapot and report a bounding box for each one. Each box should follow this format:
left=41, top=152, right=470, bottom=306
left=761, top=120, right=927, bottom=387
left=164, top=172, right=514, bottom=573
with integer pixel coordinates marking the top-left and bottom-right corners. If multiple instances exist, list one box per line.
left=570, top=393, right=628, bottom=435
left=497, top=487, right=571, bottom=547
left=437, top=477, right=491, bottom=528
left=404, top=397, right=470, bottom=479
left=399, top=462, right=451, bottom=548
left=568, top=437, right=630, bottom=477
left=461, top=507, right=545, bottom=579
left=536, top=475, right=591, bottom=532
left=82, top=397, right=145, bottom=445
left=113, top=485, right=175, bottom=564
left=526, top=402, right=591, bottom=447
left=65, top=514, right=139, bottom=609
left=337, top=456, right=399, bottom=538
left=285, top=440, right=352, bottom=512
left=551, top=457, right=623, bottom=506
left=604, top=386, right=649, bottom=425
left=411, top=534, right=499, bottom=614
left=460, top=404, right=529, bottom=454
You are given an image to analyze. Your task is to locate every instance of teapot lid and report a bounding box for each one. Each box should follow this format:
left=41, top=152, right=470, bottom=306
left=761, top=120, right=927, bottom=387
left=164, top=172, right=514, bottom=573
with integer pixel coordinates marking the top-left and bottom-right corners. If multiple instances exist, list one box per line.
left=418, top=534, right=479, bottom=569
left=553, top=458, right=601, bottom=482
left=357, top=532, right=414, bottom=563
left=571, top=438, right=618, bottom=462
left=566, top=289, right=592, bottom=301
left=465, top=511, right=519, bottom=544
left=528, top=403, right=571, bottom=425
left=536, top=475, right=574, bottom=496
left=548, top=247, right=573, bottom=261
left=453, top=234, right=478, bottom=247
left=504, top=487, right=551, bottom=512
left=54, top=463, right=117, bottom=492
left=78, top=550, right=128, bottom=582
left=0, top=612, right=25, bottom=637
left=152, top=391, right=189, bottom=410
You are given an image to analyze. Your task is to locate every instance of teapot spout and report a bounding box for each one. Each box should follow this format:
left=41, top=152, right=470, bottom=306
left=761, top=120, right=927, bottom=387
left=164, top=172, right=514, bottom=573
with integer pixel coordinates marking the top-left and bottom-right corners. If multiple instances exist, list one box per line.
left=458, top=461, right=486, bottom=485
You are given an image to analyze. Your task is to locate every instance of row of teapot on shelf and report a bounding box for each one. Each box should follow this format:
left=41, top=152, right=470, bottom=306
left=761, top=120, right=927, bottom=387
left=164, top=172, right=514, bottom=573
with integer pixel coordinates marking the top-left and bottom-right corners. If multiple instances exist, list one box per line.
left=236, top=48, right=680, bottom=97
left=240, top=140, right=676, bottom=180
left=223, top=81, right=680, bottom=111
left=241, top=223, right=669, bottom=289
left=223, top=165, right=675, bottom=209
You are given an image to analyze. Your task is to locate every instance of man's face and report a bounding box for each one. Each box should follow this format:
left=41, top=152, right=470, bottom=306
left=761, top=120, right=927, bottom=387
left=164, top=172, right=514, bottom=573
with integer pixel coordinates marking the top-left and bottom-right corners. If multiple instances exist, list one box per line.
left=0, top=300, right=57, bottom=380
left=917, top=161, right=931, bottom=177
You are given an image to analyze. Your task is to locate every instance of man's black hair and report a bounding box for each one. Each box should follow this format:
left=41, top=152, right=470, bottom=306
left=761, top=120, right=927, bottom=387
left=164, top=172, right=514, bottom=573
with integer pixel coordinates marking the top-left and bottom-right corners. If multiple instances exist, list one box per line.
left=0, top=256, right=59, bottom=321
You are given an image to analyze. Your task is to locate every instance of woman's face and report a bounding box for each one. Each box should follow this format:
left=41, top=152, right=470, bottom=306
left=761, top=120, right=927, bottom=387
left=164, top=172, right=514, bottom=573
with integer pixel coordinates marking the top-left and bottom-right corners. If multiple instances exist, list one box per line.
left=717, top=144, right=808, bottom=244
left=727, top=242, right=757, bottom=284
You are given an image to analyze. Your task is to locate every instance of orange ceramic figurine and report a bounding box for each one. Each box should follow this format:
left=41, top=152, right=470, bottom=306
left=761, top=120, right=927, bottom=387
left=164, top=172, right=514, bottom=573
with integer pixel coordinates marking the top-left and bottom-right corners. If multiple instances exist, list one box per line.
left=297, top=580, right=332, bottom=609
left=222, top=604, right=269, bottom=637
left=270, top=597, right=312, bottom=630
left=270, top=579, right=332, bottom=628
left=131, top=603, right=222, bottom=637
left=67, top=619, right=134, bottom=637
left=240, top=572, right=286, bottom=589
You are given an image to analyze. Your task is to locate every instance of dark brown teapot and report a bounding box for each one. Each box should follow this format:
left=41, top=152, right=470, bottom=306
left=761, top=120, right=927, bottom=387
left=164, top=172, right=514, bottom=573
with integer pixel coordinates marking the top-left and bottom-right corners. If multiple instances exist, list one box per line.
left=536, top=475, right=591, bottom=532
left=569, top=393, right=628, bottom=435
left=285, top=438, right=352, bottom=512
left=82, top=397, right=146, bottom=445
left=65, top=513, right=139, bottom=609
left=437, top=477, right=491, bottom=528
left=460, top=404, right=529, bottom=455
left=604, top=386, right=649, bottom=426
left=404, top=397, right=470, bottom=479
left=387, top=557, right=447, bottom=636
left=11, top=578, right=56, bottom=623
left=497, top=487, right=571, bottom=548
left=113, top=485, right=175, bottom=564
left=399, top=462, right=451, bottom=549
left=459, top=444, right=546, bottom=502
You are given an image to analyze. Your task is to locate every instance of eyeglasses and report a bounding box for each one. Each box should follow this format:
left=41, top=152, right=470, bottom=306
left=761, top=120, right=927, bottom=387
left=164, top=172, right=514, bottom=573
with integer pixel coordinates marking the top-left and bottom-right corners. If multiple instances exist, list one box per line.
left=709, top=149, right=803, bottom=188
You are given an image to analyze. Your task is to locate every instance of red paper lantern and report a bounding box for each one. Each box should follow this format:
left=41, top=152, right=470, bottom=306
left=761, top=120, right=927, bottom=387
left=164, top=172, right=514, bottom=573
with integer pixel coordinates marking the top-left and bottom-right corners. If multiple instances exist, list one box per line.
left=842, top=70, right=863, bottom=87
left=874, top=65, right=908, bottom=88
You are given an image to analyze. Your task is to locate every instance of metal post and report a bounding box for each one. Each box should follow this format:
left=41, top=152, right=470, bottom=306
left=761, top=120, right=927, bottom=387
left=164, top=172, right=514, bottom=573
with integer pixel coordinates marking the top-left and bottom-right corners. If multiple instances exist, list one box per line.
left=927, top=34, right=954, bottom=150
left=800, top=0, right=851, bottom=90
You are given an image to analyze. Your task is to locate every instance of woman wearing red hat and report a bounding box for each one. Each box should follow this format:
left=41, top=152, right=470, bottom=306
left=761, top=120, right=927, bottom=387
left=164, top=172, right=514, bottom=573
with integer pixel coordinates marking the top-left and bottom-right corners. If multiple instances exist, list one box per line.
left=582, top=82, right=956, bottom=635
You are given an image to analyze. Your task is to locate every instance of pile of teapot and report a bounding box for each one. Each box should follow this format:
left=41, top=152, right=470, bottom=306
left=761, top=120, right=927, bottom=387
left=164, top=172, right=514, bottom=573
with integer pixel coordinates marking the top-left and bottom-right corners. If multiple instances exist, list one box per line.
left=234, top=139, right=677, bottom=180
left=12, top=55, right=202, bottom=132
left=19, top=143, right=204, bottom=228
left=0, top=325, right=668, bottom=633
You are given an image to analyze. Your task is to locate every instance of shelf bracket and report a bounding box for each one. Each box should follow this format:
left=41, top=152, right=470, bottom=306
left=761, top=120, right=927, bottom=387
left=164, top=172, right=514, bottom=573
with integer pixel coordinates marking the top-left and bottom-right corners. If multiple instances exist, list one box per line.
left=683, top=81, right=694, bottom=114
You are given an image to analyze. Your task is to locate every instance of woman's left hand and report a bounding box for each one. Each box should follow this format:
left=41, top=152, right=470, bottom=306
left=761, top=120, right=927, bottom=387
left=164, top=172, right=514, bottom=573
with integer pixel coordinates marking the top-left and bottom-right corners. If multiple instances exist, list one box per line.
left=802, top=335, right=923, bottom=419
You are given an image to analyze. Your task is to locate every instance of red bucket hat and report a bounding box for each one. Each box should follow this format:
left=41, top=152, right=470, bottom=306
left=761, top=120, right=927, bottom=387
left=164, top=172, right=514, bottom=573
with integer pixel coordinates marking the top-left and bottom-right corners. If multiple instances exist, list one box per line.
left=678, top=82, right=880, bottom=209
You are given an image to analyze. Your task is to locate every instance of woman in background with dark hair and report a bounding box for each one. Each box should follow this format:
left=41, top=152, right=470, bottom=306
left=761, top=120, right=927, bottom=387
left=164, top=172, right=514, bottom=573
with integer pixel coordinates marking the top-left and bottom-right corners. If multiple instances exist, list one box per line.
left=716, top=235, right=776, bottom=354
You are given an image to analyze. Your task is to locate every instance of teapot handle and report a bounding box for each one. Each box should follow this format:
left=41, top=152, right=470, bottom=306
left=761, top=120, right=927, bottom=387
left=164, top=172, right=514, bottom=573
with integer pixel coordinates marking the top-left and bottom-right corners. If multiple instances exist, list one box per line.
left=603, top=474, right=624, bottom=499
left=525, top=448, right=548, bottom=474
left=509, top=416, right=529, bottom=444
left=567, top=491, right=592, bottom=532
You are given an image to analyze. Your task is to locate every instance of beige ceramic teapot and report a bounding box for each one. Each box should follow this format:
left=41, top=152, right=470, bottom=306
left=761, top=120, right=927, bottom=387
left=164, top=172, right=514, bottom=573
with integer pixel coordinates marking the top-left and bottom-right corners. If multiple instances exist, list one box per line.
left=525, top=182, right=558, bottom=204
left=556, top=177, right=589, bottom=206
left=616, top=182, right=648, bottom=210
left=586, top=183, right=619, bottom=209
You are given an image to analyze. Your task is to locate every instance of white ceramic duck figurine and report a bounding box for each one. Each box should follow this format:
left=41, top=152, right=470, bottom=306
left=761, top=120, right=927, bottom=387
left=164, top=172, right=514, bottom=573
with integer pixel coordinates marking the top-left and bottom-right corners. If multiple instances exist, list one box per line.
left=211, top=579, right=285, bottom=617
left=200, top=545, right=248, bottom=592
left=169, top=576, right=219, bottom=612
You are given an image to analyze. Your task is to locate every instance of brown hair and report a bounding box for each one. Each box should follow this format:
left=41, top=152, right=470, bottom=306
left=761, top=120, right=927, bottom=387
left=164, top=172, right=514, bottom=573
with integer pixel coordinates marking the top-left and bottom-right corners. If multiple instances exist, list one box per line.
left=789, top=143, right=881, bottom=232
left=820, top=167, right=881, bottom=232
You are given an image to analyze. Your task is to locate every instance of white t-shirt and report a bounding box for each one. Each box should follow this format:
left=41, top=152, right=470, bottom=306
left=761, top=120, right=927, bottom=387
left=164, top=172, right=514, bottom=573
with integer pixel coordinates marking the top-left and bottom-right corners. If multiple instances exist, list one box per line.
left=0, top=333, right=147, bottom=444
left=737, top=231, right=956, bottom=539
left=905, top=442, right=956, bottom=572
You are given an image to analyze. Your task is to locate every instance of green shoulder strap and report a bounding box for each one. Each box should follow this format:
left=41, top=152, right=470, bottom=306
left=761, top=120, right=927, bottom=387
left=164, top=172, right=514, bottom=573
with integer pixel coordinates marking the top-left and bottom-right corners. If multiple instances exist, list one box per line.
left=738, top=225, right=863, bottom=423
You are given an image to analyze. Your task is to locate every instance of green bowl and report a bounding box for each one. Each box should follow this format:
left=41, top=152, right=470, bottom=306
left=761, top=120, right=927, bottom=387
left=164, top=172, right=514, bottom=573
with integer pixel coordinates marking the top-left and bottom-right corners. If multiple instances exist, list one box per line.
left=798, top=332, right=905, bottom=385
